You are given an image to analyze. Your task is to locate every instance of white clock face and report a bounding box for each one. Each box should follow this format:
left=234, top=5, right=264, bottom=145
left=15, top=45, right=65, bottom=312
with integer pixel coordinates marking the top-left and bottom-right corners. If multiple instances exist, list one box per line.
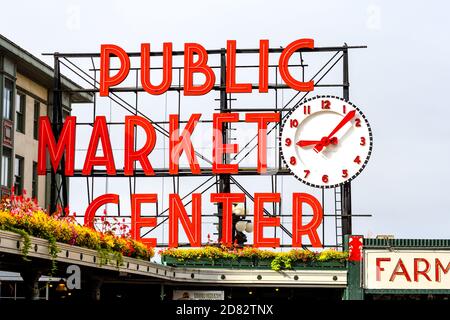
left=280, top=95, right=373, bottom=188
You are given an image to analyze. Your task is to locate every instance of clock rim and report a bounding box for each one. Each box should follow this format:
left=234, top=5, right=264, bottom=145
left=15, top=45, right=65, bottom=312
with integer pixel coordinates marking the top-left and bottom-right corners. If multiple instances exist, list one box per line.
left=279, top=95, right=373, bottom=189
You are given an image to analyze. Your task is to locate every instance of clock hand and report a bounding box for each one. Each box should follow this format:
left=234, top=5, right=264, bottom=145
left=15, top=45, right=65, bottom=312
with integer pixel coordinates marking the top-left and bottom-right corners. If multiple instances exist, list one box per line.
left=297, top=138, right=338, bottom=148
left=296, top=140, right=321, bottom=147
left=314, top=110, right=356, bottom=153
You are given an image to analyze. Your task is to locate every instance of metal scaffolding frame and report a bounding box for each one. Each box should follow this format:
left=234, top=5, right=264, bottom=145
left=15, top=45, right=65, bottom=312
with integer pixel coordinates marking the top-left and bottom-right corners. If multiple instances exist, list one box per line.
left=44, top=44, right=369, bottom=249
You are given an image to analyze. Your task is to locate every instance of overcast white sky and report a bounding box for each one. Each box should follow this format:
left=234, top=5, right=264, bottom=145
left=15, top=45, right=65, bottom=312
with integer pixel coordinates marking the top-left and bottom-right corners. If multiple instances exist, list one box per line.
left=1, top=0, right=449, bottom=241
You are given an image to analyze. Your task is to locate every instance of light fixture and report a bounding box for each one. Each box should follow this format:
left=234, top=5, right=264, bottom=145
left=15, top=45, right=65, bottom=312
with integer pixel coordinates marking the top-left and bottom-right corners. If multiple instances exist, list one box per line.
left=232, top=206, right=245, bottom=216
left=235, top=221, right=247, bottom=232
left=248, top=291, right=253, bottom=295
left=55, top=279, right=68, bottom=292
left=234, top=220, right=254, bottom=233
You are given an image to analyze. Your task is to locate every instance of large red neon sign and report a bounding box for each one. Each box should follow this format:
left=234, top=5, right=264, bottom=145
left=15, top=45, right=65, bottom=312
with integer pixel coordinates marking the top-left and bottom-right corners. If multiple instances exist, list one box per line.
left=99, top=39, right=315, bottom=96
left=38, top=39, right=326, bottom=249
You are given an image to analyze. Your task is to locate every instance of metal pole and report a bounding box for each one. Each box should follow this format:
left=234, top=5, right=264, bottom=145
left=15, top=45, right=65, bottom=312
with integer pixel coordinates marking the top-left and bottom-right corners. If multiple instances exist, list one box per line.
left=50, top=56, right=59, bottom=214
left=160, top=284, right=165, bottom=301
left=58, top=82, right=69, bottom=213
left=51, top=55, right=68, bottom=214
left=341, top=45, right=352, bottom=236
left=217, top=49, right=231, bottom=242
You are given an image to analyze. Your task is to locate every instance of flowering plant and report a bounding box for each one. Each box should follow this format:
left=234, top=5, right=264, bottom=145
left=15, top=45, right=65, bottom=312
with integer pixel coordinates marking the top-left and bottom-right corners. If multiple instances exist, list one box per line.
left=270, top=249, right=348, bottom=271
left=236, top=247, right=277, bottom=259
left=159, top=245, right=348, bottom=271
left=159, top=245, right=237, bottom=261
left=0, top=189, right=154, bottom=273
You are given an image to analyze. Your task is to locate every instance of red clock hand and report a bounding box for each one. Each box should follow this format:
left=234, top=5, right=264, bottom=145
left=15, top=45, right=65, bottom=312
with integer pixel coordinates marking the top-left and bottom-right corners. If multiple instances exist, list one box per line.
left=297, top=139, right=338, bottom=148
left=296, top=140, right=321, bottom=147
left=314, top=110, right=356, bottom=153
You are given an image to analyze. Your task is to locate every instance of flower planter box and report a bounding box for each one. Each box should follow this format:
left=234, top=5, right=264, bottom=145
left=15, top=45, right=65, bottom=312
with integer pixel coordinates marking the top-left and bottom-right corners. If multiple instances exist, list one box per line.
left=291, top=260, right=346, bottom=270
left=255, top=259, right=273, bottom=268
left=162, top=255, right=346, bottom=270
left=162, top=256, right=346, bottom=270
left=251, top=259, right=346, bottom=269
left=237, top=257, right=257, bottom=268
left=162, top=256, right=216, bottom=268
left=162, top=256, right=258, bottom=268
left=163, top=257, right=212, bottom=267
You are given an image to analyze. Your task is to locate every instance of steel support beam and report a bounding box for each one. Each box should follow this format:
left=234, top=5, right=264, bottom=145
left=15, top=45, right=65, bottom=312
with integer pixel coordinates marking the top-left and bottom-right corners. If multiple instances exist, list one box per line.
left=217, top=49, right=231, bottom=242
left=341, top=45, right=353, bottom=236
left=43, top=45, right=367, bottom=58
left=50, top=56, right=69, bottom=214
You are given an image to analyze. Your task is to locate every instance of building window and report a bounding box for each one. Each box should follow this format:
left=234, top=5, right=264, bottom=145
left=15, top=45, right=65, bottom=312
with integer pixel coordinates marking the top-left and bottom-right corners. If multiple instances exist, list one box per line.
left=3, top=79, right=14, bottom=120
left=32, top=161, right=38, bottom=199
left=33, top=100, right=40, bottom=140
left=16, top=92, right=26, bottom=133
left=14, top=155, right=24, bottom=195
left=1, top=148, right=12, bottom=187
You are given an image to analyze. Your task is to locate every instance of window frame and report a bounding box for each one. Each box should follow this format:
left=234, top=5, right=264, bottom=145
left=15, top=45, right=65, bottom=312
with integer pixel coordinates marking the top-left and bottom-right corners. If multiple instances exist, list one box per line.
left=3, top=78, right=14, bottom=120
left=1, top=147, right=12, bottom=187
left=33, top=100, right=40, bottom=140
left=14, top=155, right=24, bottom=195
left=32, top=161, right=38, bottom=199
left=15, top=92, right=26, bottom=134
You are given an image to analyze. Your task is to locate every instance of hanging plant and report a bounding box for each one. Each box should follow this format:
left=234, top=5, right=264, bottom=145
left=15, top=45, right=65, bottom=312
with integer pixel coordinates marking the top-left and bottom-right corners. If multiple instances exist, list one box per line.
left=4, top=226, right=32, bottom=261
left=47, top=235, right=60, bottom=275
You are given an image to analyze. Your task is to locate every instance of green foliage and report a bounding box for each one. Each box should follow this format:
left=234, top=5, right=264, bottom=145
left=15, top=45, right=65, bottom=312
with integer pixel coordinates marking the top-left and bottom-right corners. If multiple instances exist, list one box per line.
left=317, top=249, right=349, bottom=261
left=161, top=247, right=349, bottom=271
left=0, top=192, right=153, bottom=277
left=270, top=253, right=293, bottom=271
left=98, top=247, right=124, bottom=268
left=9, top=226, right=32, bottom=261
left=4, top=226, right=60, bottom=274
left=47, top=235, right=60, bottom=276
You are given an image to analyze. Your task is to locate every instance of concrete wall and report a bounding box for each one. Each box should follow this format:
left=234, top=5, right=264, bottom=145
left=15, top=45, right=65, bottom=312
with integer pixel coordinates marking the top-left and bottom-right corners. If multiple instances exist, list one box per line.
left=14, top=73, right=48, bottom=207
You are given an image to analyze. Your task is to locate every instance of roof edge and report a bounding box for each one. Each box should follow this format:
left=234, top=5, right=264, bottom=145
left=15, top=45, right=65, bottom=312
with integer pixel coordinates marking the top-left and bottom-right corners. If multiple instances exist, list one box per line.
left=0, top=34, right=92, bottom=103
